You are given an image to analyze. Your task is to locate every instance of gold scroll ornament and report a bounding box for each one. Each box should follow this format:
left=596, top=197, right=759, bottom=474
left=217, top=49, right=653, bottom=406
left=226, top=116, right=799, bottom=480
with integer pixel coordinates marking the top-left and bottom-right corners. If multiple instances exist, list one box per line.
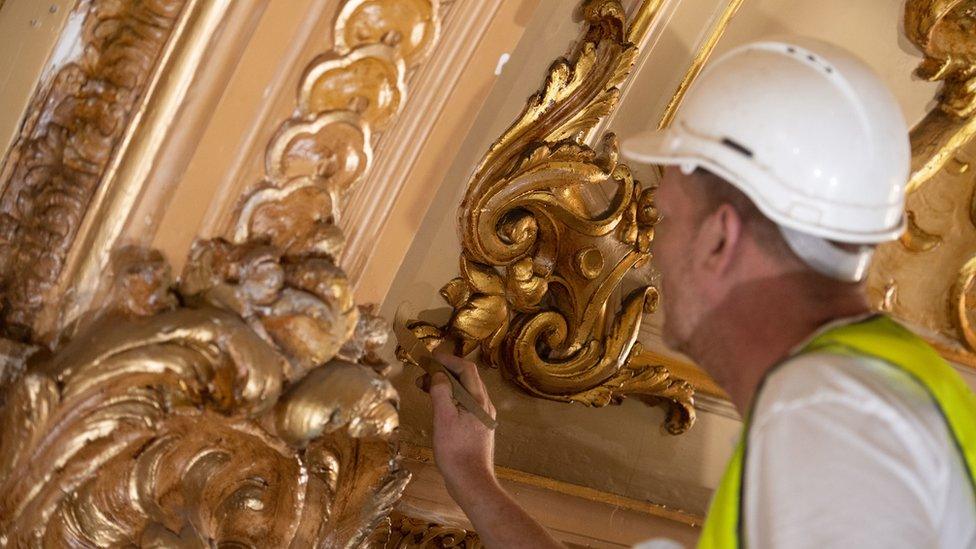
left=385, top=514, right=483, bottom=548
left=405, top=0, right=695, bottom=435
left=0, top=0, right=443, bottom=545
left=0, top=246, right=406, bottom=546
left=867, top=0, right=976, bottom=361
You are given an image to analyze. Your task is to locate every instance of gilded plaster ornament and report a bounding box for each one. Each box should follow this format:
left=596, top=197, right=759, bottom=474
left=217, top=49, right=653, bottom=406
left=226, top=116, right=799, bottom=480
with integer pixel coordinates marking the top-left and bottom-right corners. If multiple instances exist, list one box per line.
left=232, top=0, right=439, bottom=261
left=0, top=0, right=188, bottom=342
left=0, top=244, right=407, bottom=546
left=868, top=0, right=976, bottom=363
left=0, top=0, right=447, bottom=544
left=385, top=514, right=483, bottom=548
left=405, top=0, right=694, bottom=434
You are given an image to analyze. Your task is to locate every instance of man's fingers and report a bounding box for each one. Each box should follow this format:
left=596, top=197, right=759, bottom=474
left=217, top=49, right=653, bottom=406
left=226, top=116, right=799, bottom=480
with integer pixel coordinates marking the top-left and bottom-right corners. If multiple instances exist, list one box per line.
left=415, top=373, right=431, bottom=392
left=433, top=352, right=493, bottom=410
left=428, top=372, right=457, bottom=421
left=434, top=351, right=471, bottom=376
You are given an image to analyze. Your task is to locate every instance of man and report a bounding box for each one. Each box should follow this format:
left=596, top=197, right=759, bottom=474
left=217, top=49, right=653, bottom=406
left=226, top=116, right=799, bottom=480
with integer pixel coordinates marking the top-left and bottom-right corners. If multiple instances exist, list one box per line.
left=421, top=38, right=976, bottom=548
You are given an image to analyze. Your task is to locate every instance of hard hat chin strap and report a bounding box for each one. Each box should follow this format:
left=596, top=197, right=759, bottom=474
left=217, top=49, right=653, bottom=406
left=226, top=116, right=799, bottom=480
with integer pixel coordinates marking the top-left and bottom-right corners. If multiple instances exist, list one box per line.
left=778, top=226, right=874, bottom=283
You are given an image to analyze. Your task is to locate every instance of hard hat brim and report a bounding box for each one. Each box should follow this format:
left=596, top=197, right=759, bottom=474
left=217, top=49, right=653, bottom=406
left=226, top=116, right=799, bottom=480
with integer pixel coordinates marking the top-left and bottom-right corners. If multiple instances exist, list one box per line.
left=620, top=129, right=906, bottom=245
left=620, top=131, right=684, bottom=167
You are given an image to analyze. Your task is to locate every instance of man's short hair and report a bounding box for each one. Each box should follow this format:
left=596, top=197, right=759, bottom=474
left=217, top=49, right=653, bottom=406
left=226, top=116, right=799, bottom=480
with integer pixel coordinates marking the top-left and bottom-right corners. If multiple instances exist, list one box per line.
left=690, top=168, right=799, bottom=262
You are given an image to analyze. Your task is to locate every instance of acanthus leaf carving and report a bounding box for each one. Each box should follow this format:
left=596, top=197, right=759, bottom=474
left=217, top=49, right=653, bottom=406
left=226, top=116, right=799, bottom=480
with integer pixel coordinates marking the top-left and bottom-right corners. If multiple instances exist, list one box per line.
left=406, top=0, right=695, bottom=434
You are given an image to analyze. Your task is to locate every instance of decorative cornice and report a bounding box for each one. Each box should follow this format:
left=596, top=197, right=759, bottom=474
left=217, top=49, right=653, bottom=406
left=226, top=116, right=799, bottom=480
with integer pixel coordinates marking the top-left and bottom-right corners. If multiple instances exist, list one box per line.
left=386, top=513, right=483, bottom=548
left=0, top=0, right=189, bottom=342
left=868, top=0, right=976, bottom=364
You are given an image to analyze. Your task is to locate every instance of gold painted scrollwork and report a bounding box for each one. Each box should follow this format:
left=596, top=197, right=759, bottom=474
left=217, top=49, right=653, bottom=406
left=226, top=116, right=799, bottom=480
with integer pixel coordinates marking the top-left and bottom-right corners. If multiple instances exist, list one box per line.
left=0, top=0, right=446, bottom=543
left=0, top=245, right=408, bottom=546
left=408, top=0, right=694, bottom=434
left=868, top=0, right=976, bottom=361
left=385, top=514, right=483, bottom=548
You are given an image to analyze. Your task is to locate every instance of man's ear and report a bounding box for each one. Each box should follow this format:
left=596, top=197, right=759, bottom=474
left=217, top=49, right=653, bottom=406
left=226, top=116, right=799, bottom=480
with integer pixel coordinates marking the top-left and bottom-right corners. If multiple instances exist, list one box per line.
left=695, top=203, right=742, bottom=274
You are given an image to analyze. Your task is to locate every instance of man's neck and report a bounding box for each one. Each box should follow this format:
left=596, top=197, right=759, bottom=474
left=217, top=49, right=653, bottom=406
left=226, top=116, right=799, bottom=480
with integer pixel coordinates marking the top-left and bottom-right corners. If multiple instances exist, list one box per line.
left=686, top=272, right=872, bottom=413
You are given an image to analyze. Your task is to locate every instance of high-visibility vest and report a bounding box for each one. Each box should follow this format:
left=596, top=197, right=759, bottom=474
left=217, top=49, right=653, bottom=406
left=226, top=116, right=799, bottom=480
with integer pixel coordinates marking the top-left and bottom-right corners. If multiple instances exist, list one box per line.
left=697, top=315, right=976, bottom=548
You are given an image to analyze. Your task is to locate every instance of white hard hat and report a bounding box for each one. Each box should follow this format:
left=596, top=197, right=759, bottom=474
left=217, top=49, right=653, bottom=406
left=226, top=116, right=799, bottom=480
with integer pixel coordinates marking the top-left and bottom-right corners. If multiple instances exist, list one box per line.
left=622, top=37, right=911, bottom=281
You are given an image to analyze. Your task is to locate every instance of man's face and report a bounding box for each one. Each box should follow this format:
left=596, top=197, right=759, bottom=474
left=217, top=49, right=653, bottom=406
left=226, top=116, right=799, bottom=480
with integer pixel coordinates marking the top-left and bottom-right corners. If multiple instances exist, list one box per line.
left=652, top=166, right=705, bottom=352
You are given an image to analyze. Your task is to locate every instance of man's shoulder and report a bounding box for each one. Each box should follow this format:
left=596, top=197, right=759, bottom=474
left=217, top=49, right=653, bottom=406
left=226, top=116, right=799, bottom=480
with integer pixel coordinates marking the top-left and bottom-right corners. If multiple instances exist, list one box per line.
left=759, top=350, right=932, bottom=411
left=744, top=353, right=976, bottom=549
left=752, top=350, right=951, bottom=455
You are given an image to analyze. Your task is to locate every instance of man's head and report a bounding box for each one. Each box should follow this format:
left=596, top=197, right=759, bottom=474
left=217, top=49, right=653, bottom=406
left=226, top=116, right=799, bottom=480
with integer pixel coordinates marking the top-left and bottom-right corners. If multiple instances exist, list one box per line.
left=652, top=166, right=871, bottom=353
left=621, top=38, right=911, bottom=354
left=653, top=167, right=795, bottom=351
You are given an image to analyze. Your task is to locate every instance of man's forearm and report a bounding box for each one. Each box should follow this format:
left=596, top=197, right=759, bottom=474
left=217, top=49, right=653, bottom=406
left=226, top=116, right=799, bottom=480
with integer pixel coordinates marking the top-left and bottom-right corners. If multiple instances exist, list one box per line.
left=448, top=474, right=564, bottom=549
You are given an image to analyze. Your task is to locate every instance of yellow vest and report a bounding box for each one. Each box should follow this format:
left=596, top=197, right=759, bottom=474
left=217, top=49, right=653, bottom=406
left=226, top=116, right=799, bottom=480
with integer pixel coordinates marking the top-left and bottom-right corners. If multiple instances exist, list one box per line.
left=697, top=315, right=976, bottom=548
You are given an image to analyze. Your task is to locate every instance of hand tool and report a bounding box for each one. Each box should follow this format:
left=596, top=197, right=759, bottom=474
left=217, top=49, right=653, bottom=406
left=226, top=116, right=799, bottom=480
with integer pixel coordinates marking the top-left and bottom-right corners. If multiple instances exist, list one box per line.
left=393, top=303, right=497, bottom=429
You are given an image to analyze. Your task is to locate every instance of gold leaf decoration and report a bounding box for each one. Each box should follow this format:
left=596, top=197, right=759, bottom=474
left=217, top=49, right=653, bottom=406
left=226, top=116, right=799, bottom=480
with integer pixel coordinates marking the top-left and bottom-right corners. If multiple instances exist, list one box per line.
left=0, top=0, right=446, bottom=543
left=235, top=0, right=441, bottom=264
left=265, top=111, right=373, bottom=188
left=905, top=0, right=976, bottom=121
left=408, top=0, right=694, bottom=434
left=900, top=210, right=944, bottom=252
left=868, top=0, right=976, bottom=360
left=0, top=0, right=189, bottom=342
left=952, top=256, right=976, bottom=350
left=0, top=249, right=407, bottom=546
left=334, top=0, right=440, bottom=65
left=385, top=514, right=483, bottom=548
left=300, top=45, right=407, bottom=130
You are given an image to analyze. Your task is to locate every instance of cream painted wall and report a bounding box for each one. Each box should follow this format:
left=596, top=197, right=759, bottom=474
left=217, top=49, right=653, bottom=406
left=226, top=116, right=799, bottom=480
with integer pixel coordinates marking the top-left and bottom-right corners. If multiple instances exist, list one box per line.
left=610, top=0, right=935, bottom=145
left=0, top=0, right=75, bottom=168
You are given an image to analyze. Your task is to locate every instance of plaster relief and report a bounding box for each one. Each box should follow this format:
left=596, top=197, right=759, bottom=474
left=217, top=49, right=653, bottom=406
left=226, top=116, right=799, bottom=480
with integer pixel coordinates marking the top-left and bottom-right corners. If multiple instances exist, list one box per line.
left=0, top=0, right=448, bottom=544
left=402, top=0, right=696, bottom=435
left=0, top=245, right=407, bottom=546
left=0, top=0, right=188, bottom=342
left=868, top=0, right=976, bottom=363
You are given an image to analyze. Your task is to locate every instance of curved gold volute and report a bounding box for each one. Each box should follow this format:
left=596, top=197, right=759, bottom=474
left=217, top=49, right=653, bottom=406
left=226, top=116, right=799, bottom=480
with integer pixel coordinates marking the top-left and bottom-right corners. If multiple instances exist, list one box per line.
left=407, top=0, right=694, bottom=435
left=868, top=0, right=976, bottom=361
left=905, top=0, right=976, bottom=118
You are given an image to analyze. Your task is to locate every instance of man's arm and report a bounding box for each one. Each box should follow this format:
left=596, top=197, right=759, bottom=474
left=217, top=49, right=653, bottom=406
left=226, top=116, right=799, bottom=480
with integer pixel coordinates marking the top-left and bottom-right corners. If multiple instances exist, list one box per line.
left=423, top=352, right=564, bottom=549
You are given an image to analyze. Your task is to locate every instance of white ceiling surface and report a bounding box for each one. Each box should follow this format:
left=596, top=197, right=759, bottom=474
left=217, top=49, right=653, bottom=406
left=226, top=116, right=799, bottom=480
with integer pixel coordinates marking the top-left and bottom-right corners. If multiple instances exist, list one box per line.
left=379, top=0, right=944, bottom=519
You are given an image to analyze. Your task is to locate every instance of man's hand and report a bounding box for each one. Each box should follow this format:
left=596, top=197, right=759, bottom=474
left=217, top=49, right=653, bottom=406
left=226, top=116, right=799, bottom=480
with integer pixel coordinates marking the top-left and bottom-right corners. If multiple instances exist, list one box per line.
left=417, top=351, right=564, bottom=549
left=425, top=352, right=498, bottom=498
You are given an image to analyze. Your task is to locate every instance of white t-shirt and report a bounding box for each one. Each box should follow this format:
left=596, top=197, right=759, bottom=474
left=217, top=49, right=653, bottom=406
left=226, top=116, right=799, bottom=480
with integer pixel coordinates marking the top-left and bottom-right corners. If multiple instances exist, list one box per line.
left=743, top=346, right=976, bottom=548
left=637, top=318, right=976, bottom=549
